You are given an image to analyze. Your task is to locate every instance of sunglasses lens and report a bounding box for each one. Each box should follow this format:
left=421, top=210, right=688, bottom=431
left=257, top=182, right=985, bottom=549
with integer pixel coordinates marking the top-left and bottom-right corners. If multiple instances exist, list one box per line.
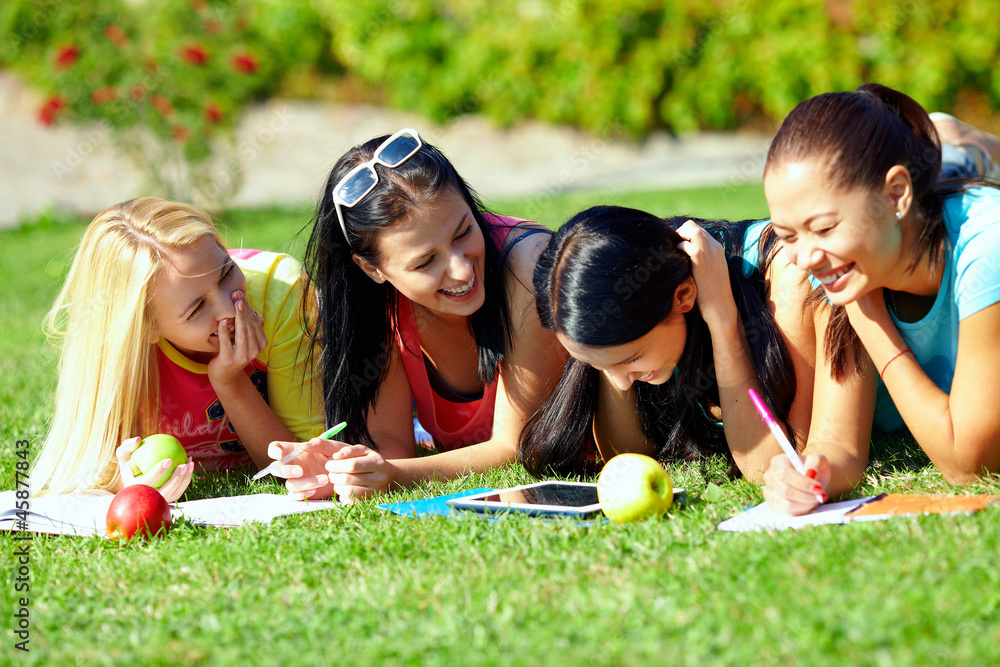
left=337, top=166, right=378, bottom=206
left=377, top=133, right=420, bottom=167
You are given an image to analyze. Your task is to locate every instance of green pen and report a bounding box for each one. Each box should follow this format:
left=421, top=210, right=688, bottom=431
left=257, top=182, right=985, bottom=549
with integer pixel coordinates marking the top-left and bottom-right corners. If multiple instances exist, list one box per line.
left=251, top=421, right=347, bottom=481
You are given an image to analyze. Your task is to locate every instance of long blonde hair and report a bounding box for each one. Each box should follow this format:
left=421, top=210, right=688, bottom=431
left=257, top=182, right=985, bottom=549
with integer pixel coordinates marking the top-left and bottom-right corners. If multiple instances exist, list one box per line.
left=31, top=198, right=225, bottom=495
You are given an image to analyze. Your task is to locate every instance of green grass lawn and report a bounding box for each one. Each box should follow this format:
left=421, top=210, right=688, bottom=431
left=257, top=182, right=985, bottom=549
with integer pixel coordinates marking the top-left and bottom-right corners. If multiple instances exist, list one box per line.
left=2, top=186, right=999, bottom=666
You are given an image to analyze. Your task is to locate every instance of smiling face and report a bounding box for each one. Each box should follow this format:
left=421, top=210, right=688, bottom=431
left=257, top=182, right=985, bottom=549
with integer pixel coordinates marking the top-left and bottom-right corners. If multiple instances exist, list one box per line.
left=149, top=235, right=246, bottom=363
left=764, top=159, right=916, bottom=306
left=354, top=187, right=486, bottom=318
left=556, top=298, right=692, bottom=392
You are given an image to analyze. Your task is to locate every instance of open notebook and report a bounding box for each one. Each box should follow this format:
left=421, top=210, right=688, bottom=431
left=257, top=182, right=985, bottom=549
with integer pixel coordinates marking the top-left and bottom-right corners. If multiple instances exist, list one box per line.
left=719, top=494, right=1000, bottom=533
left=0, top=491, right=336, bottom=537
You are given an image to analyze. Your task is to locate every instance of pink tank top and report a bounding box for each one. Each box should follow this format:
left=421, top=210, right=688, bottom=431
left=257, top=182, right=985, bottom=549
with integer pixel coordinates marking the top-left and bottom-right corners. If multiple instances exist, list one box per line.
left=394, top=213, right=535, bottom=450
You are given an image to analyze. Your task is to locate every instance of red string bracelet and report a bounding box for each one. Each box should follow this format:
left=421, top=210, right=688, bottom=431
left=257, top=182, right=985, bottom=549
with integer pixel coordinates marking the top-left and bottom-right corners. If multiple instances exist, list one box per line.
left=880, top=348, right=913, bottom=380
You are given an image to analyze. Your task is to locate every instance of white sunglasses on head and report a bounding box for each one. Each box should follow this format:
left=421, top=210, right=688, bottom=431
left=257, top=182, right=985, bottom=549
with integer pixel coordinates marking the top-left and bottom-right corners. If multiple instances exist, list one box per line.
left=332, top=128, right=423, bottom=246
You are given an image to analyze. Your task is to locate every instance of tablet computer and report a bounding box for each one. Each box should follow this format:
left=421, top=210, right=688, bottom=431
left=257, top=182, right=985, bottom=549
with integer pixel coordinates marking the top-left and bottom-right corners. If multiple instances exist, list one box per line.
left=446, top=481, right=604, bottom=518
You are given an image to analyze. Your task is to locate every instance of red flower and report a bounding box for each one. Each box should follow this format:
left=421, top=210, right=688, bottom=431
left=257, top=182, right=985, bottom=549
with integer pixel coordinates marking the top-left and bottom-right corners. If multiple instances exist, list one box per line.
left=190, top=0, right=207, bottom=13
left=104, top=24, right=128, bottom=47
left=180, top=44, right=209, bottom=66
left=54, top=44, right=80, bottom=69
left=91, top=86, right=119, bottom=105
left=172, top=126, right=190, bottom=142
left=230, top=52, right=259, bottom=74
left=129, top=85, right=147, bottom=102
left=38, top=96, right=67, bottom=126
left=151, top=94, right=175, bottom=118
left=204, top=103, right=224, bottom=124
left=203, top=19, right=222, bottom=34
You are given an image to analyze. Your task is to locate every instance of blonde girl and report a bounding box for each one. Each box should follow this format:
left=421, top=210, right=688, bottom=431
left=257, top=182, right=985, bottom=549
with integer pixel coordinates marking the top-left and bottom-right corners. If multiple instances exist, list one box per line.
left=31, top=198, right=323, bottom=500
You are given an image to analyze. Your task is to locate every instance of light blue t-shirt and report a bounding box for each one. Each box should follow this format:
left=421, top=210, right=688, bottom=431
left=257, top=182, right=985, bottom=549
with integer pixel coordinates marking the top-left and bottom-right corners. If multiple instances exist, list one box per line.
left=873, top=187, right=1000, bottom=431
left=733, top=218, right=771, bottom=279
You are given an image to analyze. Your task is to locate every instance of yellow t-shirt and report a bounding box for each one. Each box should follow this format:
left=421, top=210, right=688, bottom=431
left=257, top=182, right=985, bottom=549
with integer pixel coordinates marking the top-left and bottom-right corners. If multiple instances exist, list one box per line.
left=155, top=249, right=324, bottom=468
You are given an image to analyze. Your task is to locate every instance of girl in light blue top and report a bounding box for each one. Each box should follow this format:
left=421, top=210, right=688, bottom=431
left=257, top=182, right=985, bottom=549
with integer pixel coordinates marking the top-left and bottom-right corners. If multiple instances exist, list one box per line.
left=763, top=83, right=1000, bottom=515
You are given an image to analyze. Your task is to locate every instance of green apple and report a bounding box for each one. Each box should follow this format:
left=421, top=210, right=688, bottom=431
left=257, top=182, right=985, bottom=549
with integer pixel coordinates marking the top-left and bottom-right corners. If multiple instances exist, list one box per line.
left=130, top=434, right=188, bottom=488
left=597, top=453, right=673, bottom=522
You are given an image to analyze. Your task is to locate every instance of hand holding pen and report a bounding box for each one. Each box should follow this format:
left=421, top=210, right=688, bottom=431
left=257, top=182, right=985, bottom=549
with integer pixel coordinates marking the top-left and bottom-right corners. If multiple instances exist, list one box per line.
left=253, top=422, right=347, bottom=481
left=748, top=389, right=829, bottom=514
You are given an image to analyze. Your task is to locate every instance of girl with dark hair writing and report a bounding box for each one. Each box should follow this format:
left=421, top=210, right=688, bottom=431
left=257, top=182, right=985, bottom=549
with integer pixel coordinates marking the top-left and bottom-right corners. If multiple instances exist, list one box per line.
left=763, top=84, right=1000, bottom=514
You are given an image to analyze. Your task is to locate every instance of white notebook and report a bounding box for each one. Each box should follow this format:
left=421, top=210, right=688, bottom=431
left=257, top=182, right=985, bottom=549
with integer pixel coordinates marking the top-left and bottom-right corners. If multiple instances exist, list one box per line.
left=0, top=491, right=336, bottom=537
left=717, top=497, right=876, bottom=533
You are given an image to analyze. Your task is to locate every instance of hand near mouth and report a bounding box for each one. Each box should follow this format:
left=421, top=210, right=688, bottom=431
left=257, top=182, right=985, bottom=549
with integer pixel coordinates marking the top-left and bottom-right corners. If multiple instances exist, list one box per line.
left=207, top=290, right=268, bottom=389
left=843, top=286, right=896, bottom=345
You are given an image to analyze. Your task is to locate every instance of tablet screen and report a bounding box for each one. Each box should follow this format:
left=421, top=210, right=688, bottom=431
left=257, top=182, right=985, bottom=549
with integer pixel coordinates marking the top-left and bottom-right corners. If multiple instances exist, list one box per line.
left=477, top=484, right=599, bottom=507
left=447, top=481, right=604, bottom=518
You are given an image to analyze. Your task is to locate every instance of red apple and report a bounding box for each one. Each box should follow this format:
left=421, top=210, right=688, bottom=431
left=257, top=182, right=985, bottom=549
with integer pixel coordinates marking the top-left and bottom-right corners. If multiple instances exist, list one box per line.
left=106, top=485, right=172, bottom=541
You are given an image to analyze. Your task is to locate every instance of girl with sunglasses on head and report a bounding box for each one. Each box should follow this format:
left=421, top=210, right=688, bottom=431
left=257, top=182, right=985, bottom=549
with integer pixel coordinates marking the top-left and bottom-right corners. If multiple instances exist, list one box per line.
left=30, top=198, right=324, bottom=500
left=268, top=129, right=566, bottom=501
left=518, top=205, right=822, bottom=480
left=762, top=83, right=1000, bottom=515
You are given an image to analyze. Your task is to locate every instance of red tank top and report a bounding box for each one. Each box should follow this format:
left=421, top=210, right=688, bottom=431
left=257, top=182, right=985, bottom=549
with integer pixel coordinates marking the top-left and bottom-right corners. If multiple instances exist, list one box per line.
left=394, top=214, right=534, bottom=450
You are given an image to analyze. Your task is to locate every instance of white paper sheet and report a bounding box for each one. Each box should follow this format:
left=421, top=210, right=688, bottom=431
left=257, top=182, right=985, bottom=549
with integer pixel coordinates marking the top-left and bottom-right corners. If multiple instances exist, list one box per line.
left=0, top=491, right=336, bottom=537
left=717, top=497, right=877, bottom=533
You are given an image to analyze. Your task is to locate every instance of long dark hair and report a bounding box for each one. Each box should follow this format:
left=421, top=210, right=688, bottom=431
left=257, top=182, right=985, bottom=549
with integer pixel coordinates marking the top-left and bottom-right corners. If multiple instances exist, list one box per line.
left=518, top=205, right=796, bottom=477
left=303, top=133, right=512, bottom=448
left=765, top=82, right=993, bottom=379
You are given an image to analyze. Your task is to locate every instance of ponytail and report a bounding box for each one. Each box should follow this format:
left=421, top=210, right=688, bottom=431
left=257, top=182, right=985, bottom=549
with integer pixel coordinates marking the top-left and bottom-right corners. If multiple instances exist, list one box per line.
left=766, top=82, right=998, bottom=380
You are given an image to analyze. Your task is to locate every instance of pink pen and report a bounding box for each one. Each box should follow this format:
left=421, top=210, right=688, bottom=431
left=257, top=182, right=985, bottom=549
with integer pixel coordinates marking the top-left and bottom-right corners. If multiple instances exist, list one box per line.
left=748, top=388, right=825, bottom=504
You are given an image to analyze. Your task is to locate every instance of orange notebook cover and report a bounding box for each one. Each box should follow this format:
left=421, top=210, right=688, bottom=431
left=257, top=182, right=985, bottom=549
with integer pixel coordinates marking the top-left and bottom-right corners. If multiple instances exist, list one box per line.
left=847, top=494, right=1000, bottom=520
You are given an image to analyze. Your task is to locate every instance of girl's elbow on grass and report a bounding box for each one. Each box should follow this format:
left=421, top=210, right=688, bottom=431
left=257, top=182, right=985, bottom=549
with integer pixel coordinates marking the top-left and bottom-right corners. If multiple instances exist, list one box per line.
left=734, top=455, right=768, bottom=484
left=937, top=454, right=999, bottom=486
left=930, top=432, right=1000, bottom=484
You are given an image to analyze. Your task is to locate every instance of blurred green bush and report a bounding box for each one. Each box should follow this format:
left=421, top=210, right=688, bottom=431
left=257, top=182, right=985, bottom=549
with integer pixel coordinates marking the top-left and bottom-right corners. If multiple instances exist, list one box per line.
left=0, top=0, right=331, bottom=205
left=313, top=0, right=1000, bottom=136
left=4, top=0, right=998, bottom=193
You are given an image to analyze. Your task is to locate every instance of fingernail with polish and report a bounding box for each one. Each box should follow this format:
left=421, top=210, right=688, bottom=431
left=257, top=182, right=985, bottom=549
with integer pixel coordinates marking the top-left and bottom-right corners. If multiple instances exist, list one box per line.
left=806, top=469, right=817, bottom=479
